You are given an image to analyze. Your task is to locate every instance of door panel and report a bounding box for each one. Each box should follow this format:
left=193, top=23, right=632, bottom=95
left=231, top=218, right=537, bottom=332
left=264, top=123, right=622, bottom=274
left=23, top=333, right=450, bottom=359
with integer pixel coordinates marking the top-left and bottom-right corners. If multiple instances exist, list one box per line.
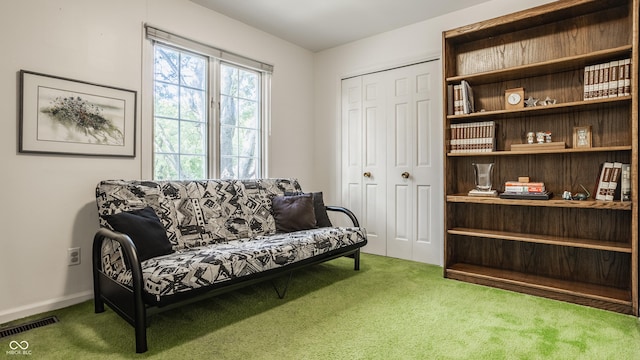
left=342, top=60, right=443, bottom=265
left=411, top=63, right=442, bottom=265
left=342, top=77, right=362, bottom=231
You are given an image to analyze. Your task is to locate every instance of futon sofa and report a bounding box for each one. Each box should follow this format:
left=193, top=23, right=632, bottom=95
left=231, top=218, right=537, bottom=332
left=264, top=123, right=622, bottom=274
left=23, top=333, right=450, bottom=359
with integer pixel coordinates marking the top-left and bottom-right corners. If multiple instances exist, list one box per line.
left=92, top=178, right=367, bottom=353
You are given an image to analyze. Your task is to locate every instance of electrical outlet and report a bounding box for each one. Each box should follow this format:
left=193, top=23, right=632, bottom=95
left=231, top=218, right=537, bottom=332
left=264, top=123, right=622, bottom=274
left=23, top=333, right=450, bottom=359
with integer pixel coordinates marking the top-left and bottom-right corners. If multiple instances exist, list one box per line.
left=68, top=247, right=81, bottom=266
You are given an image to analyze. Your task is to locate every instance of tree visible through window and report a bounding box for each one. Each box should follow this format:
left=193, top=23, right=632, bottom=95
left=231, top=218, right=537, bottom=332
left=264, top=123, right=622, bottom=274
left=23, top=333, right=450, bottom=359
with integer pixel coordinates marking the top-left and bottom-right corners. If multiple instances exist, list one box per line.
left=153, top=44, right=207, bottom=180
left=220, top=63, right=261, bottom=179
left=152, top=44, right=263, bottom=180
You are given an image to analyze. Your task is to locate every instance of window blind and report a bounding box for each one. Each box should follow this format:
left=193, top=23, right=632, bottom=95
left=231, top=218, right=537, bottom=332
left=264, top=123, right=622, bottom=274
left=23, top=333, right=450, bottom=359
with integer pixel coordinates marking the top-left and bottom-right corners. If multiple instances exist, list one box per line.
left=145, top=24, right=274, bottom=74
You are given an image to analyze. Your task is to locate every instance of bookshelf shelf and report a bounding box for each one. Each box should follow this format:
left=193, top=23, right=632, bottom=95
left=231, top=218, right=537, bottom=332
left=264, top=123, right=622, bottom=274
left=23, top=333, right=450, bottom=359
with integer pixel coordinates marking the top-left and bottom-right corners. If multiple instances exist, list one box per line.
left=447, top=96, right=632, bottom=121
left=448, top=227, right=632, bottom=252
left=446, top=194, right=632, bottom=210
left=443, top=0, right=638, bottom=315
left=446, top=263, right=632, bottom=313
left=446, top=146, right=632, bottom=157
left=446, top=45, right=632, bottom=85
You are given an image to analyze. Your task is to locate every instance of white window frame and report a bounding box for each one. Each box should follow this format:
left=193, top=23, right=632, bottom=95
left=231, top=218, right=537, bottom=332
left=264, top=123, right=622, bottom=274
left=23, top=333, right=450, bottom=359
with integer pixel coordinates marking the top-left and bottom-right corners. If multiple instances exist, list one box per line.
left=146, top=25, right=272, bottom=180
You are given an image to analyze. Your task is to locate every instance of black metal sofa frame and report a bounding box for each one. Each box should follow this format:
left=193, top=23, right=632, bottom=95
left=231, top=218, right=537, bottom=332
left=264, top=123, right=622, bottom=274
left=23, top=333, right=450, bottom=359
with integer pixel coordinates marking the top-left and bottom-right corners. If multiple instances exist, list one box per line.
left=92, top=206, right=364, bottom=353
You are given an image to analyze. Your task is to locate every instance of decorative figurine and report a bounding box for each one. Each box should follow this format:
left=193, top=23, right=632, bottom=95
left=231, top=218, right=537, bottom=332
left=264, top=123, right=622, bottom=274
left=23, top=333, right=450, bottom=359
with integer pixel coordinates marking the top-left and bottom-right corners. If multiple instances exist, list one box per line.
left=525, top=96, right=539, bottom=107
left=526, top=132, right=535, bottom=144
left=563, top=184, right=591, bottom=200
left=540, top=96, right=557, bottom=106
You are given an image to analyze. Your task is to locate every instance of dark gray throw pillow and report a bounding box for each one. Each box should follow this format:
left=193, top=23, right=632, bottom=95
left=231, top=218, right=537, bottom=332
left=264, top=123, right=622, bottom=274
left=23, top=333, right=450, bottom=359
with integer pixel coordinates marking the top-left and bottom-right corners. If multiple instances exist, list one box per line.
left=284, top=191, right=333, bottom=228
left=272, top=194, right=317, bottom=233
left=104, top=207, right=173, bottom=262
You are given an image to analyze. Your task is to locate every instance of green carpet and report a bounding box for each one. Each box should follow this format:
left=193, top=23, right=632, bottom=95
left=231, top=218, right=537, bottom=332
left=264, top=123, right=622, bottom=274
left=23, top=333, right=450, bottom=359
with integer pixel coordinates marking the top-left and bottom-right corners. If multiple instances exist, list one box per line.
left=2, top=254, right=640, bottom=359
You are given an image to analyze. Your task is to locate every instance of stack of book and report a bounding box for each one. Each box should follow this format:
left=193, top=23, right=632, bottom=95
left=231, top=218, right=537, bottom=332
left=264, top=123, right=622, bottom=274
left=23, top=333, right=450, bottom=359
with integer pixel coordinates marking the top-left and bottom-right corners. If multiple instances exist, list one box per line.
left=449, top=121, right=495, bottom=153
left=499, top=180, right=552, bottom=200
left=583, top=58, right=631, bottom=100
left=594, top=162, right=630, bottom=201
left=449, top=80, right=474, bottom=115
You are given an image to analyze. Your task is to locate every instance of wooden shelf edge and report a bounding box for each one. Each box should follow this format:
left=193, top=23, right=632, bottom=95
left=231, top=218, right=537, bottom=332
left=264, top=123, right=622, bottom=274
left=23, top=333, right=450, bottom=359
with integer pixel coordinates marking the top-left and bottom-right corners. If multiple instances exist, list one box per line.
left=446, top=194, right=632, bottom=210
left=446, top=45, right=632, bottom=84
left=448, top=227, right=632, bottom=253
left=447, top=96, right=632, bottom=120
left=443, top=0, right=629, bottom=42
left=447, top=145, right=632, bottom=157
left=446, top=263, right=632, bottom=306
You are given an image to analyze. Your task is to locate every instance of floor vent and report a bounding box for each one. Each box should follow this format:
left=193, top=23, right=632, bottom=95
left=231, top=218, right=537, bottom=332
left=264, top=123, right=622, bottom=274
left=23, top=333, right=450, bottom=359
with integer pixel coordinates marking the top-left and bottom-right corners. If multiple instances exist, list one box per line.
left=0, top=316, right=59, bottom=338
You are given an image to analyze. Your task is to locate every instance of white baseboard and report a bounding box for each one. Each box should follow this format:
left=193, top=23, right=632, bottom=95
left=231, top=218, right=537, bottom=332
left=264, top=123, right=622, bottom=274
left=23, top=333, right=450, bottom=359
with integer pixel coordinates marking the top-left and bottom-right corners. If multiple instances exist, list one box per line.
left=0, top=291, right=93, bottom=325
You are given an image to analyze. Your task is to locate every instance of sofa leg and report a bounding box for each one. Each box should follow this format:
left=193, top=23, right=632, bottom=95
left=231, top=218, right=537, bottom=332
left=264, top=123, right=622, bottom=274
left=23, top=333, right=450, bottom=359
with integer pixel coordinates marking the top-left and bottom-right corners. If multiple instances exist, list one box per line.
left=271, top=271, right=294, bottom=299
left=135, top=319, right=148, bottom=353
left=94, top=297, right=105, bottom=314
left=354, top=250, right=360, bottom=271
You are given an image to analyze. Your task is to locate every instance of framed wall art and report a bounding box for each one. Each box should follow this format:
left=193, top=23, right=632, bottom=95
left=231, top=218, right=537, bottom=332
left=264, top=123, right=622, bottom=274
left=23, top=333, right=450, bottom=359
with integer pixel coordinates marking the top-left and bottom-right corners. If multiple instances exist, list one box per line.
left=19, top=70, right=136, bottom=157
left=572, top=125, right=592, bottom=149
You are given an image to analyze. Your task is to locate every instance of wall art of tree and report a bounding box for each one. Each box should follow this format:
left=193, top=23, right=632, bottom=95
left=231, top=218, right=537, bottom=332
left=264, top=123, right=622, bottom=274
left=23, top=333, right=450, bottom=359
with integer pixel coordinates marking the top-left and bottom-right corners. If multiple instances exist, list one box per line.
left=42, top=96, right=124, bottom=145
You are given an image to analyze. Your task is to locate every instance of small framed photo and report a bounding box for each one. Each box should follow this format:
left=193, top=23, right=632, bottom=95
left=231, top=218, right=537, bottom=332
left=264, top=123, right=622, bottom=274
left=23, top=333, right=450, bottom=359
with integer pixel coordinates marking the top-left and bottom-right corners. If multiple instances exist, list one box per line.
left=19, top=70, right=136, bottom=157
left=573, top=126, right=592, bottom=148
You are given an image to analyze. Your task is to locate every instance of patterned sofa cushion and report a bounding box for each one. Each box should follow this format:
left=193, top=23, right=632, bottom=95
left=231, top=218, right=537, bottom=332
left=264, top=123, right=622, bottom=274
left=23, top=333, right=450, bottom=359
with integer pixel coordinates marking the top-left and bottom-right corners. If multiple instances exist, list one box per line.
left=95, top=178, right=367, bottom=302
left=112, top=227, right=366, bottom=302
left=96, top=180, right=181, bottom=248
left=158, top=180, right=249, bottom=249
left=96, top=178, right=303, bottom=251
left=237, top=178, right=302, bottom=237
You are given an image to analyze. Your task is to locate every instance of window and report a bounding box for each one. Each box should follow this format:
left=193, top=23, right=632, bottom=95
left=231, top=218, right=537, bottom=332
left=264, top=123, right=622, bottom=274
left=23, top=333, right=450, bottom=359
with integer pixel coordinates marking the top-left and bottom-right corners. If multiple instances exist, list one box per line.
left=153, top=45, right=208, bottom=180
left=148, top=26, right=271, bottom=181
left=219, top=63, right=261, bottom=179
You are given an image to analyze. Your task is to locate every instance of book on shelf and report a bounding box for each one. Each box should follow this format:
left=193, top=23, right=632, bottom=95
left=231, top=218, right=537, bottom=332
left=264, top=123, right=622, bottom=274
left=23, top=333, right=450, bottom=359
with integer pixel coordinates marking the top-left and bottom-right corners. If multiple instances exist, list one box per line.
left=451, top=80, right=474, bottom=115
left=461, top=80, right=474, bottom=114
left=594, top=162, right=613, bottom=200
left=447, top=84, right=454, bottom=115
left=453, top=84, right=463, bottom=115
left=621, top=163, right=631, bottom=202
left=606, top=162, right=622, bottom=201
left=623, top=58, right=631, bottom=96
left=499, top=191, right=553, bottom=200
left=584, top=58, right=631, bottom=101
left=503, top=181, right=545, bottom=194
left=503, top=182, right=545, bottom=193
left=594, top=162, right=625, bottom=201
left=449, top=121, right=495, bottom=153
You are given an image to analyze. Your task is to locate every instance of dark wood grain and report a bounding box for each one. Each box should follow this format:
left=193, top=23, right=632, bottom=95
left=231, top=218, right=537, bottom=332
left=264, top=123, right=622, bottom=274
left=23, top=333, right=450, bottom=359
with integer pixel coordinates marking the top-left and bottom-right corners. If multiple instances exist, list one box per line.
left=443, top=0, right=639, bottom=314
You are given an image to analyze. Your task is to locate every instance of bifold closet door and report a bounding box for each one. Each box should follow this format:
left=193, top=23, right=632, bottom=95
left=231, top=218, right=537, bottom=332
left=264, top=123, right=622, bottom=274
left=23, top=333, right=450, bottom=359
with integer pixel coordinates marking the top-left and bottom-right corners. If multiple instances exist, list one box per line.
left=341, top=60, right=443, bottom=265
left=385, top=61, right=442, bottom=264
left=341, top=73, right=388, bottom=256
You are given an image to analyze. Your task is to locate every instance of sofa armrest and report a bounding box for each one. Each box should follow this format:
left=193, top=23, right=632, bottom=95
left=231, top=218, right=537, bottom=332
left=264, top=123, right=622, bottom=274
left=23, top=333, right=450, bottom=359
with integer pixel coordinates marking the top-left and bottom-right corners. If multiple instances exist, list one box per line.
left=92, top=227, right=148, bottom=353
left=92, top=227, right=145, bottom=298
left=325, top=206, right=360, bottom=227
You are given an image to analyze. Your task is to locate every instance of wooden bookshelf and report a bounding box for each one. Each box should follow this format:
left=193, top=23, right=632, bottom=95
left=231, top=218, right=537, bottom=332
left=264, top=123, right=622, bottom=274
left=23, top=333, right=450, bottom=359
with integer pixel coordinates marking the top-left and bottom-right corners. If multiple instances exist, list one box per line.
left=442, top=0, right=639, bottom=315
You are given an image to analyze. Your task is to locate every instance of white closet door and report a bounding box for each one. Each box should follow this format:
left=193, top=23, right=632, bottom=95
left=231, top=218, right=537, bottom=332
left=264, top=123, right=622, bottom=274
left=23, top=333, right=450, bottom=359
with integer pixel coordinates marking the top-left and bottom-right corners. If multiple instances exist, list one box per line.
left=341, top=75, right=387, bottom=256
left=386, top=61, right=442, bottom=264
left=341, top=60, right=442, bottom=265
left=410, top=61, right=442, bottom=265
left=386, top=65, right=414, bottom=260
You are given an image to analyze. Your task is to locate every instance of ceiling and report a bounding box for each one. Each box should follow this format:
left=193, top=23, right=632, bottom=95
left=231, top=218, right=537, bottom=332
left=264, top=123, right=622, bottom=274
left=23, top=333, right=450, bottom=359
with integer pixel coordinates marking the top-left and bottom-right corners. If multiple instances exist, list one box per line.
left=190, top=0, right=492, bottom=52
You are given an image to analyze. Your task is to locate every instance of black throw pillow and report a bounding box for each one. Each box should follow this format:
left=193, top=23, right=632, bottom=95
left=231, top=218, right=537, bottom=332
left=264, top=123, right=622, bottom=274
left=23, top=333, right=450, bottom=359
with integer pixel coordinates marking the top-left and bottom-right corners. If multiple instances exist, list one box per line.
left=309, top=192, right=333, bottom=228
left=272, top=194, right=317, bottom=233
left=285, top=191, right=333, bottom=228
left=104, top=207, right=173, bottom=262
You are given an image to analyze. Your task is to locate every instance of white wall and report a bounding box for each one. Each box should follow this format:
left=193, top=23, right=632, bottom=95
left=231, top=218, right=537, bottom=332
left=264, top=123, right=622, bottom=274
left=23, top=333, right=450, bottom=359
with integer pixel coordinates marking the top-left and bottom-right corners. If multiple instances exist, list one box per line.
left=0, top=0, right=315, bottom=324
left=312, top=0, right=556, bottom=206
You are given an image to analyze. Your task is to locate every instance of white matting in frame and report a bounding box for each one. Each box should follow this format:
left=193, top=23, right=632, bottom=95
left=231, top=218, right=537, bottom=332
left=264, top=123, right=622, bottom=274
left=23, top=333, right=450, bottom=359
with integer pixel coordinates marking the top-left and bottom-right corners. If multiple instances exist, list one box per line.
left=20, top=70, right=136, bottom=157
